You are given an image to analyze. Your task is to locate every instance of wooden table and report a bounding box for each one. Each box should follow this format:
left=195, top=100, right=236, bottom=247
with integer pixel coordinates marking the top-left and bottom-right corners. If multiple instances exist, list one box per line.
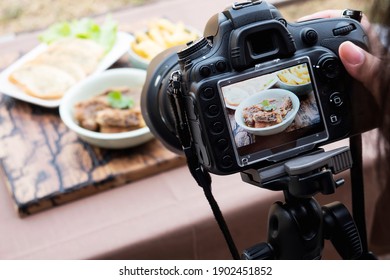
left=0, top=0, right=292, bottom=217
left=0, top=0, right=277, bottom=260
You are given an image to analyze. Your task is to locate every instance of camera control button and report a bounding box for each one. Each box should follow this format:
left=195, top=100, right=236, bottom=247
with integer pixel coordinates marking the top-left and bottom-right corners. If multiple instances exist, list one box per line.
left=222, top=155, right=234, bottom=168
left=302, top=28, right=318, bottom=45
left=200, top=65, right=211, bottom=77
left=333, top=24, right=356, bottom=36
left=318, top=57, right=341, bottom=80
left=330, top=92, right=344, bottom=107
left=329, top=114, right=342, bottom=125
left=217, top=138, right=229, bottom=151
left=216, top=60, right=227, bottom=72
left=207, top=104, right=220, bottom=117
left=202, top=87, right=215, bottom=99
left=211, top=122, right=224, bottom=134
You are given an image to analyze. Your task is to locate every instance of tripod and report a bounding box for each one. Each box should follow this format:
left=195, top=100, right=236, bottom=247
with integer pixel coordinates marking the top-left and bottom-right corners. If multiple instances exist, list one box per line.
left=167, top=70, right=377, bottom=260
left=240, top=147, right=376, bottom=260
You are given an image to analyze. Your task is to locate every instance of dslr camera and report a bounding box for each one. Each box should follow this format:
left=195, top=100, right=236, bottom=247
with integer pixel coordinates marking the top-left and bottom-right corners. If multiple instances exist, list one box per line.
left=142, top=0, right=375, bottom=175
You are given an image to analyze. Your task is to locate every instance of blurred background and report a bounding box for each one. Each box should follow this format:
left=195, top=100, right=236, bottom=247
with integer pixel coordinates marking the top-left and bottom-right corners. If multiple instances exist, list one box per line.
left=0, top=0, right=375, bottom=35
left=1, top=0, right=388, bottom=262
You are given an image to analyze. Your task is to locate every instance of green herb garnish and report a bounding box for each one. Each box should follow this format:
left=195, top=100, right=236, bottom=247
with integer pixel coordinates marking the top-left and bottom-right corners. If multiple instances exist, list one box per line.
left=260, top=99, right=276, bottom=111
left=107, top=91, right=134, bottom=109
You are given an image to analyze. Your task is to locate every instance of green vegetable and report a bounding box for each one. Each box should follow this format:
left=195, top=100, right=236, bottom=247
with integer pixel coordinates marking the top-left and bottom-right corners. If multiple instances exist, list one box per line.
left=260, top=99, right=276, bottom=111
left=107, top=91, right=134, bottom=109
left=39, top=16, right=117, bottom=53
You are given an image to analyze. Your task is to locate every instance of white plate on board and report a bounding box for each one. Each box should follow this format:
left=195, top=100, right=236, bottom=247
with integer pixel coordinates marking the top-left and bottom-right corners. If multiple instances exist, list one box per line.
left=0, top=32, right=132, bottom=108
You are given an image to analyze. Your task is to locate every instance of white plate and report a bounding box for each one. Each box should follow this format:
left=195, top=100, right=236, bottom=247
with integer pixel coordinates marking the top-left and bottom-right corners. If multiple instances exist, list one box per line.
left=0, top=32, right=132, bottom=108
left=223, top=73, right=278, bottom=110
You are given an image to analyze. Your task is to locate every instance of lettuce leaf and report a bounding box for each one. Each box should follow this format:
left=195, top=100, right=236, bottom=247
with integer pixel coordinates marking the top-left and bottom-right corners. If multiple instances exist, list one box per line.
left=107, top=90, right=134, bottom=109
left=96, top=17, right=118, bottom=53
left=39, top=17, right=117, bottom=53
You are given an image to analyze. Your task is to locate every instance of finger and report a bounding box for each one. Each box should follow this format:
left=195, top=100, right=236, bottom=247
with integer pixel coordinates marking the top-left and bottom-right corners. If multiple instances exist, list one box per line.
left=297, top=10, right=371, bottom=31
left=339, top=41, right=381, bottom=101
left=297, top=10, right=343, bottom=22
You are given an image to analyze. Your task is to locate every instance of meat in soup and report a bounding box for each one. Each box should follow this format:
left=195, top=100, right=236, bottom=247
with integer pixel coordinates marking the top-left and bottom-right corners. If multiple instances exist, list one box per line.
left=74, top=86, right=145, bottom=133
left=243, top=96, right=293, bottom=128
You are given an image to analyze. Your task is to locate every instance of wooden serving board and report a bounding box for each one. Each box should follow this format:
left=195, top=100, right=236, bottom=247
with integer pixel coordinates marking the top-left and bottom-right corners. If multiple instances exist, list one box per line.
left=0, top=93, right=185, bottom=217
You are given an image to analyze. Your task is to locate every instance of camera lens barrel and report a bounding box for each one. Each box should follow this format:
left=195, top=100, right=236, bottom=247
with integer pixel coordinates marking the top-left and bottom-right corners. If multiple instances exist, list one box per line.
left=141, top=48, right=184, bottom=154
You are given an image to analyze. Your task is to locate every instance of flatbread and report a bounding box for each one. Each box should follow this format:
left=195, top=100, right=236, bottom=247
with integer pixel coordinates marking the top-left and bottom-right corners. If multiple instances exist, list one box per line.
left=8, top=37, right=105, bottom=99
left=45, top=38, right=104, bottom=74
left=34, top=53, right=87, bottom=80
left=9, top=62, right=77, bottom=99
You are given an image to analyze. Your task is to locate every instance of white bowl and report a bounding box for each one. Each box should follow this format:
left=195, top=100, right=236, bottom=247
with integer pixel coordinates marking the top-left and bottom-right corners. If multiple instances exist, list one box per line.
left=276, top=65, right=312, bottom=97
left=128, top=25, right=201, bottom=70
left=59, top=68, right=154, bottom=149
left=277, top=78, right=312, bottom=97
left=127, top=34, right=150, bottom=69
left=234, top=89, right=300, bottom=136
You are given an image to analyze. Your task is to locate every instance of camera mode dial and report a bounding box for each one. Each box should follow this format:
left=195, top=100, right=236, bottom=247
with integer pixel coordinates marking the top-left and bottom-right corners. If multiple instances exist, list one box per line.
left=178, top=37, right=209, bottom=61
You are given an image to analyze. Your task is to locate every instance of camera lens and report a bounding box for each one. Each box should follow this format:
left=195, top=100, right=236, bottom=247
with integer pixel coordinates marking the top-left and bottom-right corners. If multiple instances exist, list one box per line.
left=141, top=47, right=184, bottom=155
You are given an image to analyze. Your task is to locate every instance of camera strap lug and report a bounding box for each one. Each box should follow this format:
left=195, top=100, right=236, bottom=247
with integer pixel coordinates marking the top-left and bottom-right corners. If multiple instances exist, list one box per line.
left=168, top=72, right=196, bottom=160
left=167, top=70, right=212, bottom=188
left=342, top=9, right=363, bottom=22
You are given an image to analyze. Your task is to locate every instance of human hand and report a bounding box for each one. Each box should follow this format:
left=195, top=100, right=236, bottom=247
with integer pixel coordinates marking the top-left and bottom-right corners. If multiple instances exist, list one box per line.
left=338, top=41, right=380, bottom=100
left=298, top=10, right=371, bottom=31
left=298, top=10, right=381, bottom=101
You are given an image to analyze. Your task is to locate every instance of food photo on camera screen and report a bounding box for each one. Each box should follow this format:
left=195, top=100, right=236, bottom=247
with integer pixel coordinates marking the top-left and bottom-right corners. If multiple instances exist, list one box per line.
left=141, top=0, right=379, bottom=175
left=219, top=57, right=328, bottom=168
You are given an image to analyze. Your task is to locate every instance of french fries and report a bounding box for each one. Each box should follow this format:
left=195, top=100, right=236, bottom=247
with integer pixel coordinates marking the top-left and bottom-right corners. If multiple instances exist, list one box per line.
left=277, top=64, right=310, bottom=85
left=131, top=18, right=200, bottom=61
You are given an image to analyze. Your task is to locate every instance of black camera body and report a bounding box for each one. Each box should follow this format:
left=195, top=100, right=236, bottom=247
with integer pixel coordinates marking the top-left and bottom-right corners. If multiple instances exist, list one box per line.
left=142, top=1, right=376, bottom=175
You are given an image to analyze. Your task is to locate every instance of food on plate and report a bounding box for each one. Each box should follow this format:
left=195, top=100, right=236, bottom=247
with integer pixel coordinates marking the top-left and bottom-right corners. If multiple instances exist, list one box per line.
left=131, top=18, right=199, bottom=61
left=243, top=96, right=293, bottom=128
left=277, top=64, right=310, bottom=85
left=74, top=86, right=146, bottom=133
left=8, top=38, right=105, bottom=99
left=8, top=62, right=78, bottom=100
left=8, top=18, right=118, bottom=100
left=42, top=38, right=105, bottom=74
left=222, top=73, right=277, bottom=109
left=224, top=88, right=250, bottom=107
left=39, top=17, right=118, bottom=53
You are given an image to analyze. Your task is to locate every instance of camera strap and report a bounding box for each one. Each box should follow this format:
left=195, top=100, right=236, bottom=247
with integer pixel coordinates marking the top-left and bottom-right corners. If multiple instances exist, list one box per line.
left=168, top=71, right=241, bottom=260
left=349, top=135, right=376, bottom=259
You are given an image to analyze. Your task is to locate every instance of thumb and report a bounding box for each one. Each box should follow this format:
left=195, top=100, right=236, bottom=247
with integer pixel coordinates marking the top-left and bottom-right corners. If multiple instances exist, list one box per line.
left=339, top=41, right=380, bottom=95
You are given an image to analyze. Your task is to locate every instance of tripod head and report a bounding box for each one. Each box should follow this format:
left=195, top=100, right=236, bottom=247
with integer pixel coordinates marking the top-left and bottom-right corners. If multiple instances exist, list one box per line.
left=241, top=146, right=352, bottom=197
left=241, top=147, right=365, bottom=260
